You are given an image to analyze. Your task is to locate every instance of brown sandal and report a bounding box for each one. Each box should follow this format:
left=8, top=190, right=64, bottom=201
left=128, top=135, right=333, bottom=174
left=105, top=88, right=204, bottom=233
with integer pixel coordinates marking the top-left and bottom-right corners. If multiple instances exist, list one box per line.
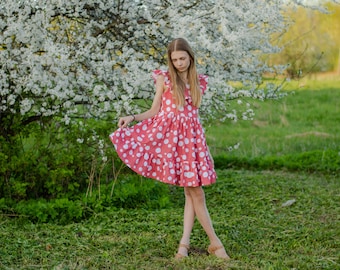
left=175, top=243, right=190, bottom=260
left=207, top=245, right=230, bottom=260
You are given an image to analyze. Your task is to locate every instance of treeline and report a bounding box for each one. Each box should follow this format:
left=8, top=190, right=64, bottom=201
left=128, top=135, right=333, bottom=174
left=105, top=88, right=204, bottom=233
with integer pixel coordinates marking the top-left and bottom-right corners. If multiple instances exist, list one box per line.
left=269, top=3, right=340, bottom=77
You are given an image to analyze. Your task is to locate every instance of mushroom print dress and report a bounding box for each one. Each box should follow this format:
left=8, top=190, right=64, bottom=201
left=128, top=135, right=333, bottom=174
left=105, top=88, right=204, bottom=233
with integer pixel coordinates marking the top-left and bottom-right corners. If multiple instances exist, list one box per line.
left=109, top=70, right=216, bottom=187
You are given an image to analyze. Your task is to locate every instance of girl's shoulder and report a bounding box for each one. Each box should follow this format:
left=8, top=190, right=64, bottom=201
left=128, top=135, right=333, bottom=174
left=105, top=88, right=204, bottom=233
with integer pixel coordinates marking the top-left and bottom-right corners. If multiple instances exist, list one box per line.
left=152, top=69, right=170, bottom=85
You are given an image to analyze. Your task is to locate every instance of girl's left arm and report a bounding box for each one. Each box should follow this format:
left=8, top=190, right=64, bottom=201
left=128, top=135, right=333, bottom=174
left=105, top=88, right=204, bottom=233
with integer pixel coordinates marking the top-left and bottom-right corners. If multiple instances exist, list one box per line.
left=118, top=75, right=165, bottom=128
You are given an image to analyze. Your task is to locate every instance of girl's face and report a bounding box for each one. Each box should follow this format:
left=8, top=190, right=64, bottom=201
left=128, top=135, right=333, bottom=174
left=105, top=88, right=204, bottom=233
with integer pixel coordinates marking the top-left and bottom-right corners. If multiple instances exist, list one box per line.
left=171, top=51, right=190, bottom=73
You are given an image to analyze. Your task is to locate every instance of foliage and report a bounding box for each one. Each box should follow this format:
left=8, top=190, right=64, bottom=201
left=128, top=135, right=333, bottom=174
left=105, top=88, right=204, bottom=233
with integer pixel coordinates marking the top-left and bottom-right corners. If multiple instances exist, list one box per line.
left=13, top=198, right=83, bottom=224
left=1, top=170, right=339, bottom=269
left=0, top=174, right=172, bottom=224
left=0, top=118, right=116, bottom=200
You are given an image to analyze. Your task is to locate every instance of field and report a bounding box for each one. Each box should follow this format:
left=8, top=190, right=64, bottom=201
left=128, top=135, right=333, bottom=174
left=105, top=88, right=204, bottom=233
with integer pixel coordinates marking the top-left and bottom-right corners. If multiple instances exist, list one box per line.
left=1, top=78, right=339, bottom=270
left=207, top=78, right=340, bottom=158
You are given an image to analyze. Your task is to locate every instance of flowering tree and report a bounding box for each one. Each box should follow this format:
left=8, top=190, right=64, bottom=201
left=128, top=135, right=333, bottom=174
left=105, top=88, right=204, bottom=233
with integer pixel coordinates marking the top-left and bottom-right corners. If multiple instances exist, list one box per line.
left=0, top=0, right=335, bottom=199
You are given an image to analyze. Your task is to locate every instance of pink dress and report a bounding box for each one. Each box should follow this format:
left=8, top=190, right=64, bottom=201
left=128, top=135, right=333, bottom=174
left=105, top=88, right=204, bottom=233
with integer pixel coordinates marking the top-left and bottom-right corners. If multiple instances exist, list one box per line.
left=109, top=70, right=216, bottom=187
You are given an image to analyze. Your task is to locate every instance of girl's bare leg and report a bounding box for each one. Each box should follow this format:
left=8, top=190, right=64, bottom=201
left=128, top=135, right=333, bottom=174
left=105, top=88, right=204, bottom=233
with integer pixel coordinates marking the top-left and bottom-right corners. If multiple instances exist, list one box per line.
left=176, top=188, right=195, bottom=257
left=184, top=186, right=230, bottom=259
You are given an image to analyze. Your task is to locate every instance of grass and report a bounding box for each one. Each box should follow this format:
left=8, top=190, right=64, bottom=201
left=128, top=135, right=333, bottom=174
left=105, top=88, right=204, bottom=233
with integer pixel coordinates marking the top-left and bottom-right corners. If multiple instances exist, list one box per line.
left=207, top=78, right=340, bottom=158
left=1, top=170, right=339, bottom=269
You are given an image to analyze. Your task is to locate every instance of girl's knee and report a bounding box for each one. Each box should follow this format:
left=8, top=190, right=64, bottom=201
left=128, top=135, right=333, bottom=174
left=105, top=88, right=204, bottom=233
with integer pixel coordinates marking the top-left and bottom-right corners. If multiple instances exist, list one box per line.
left=184, top=188, right=191, bottom=198
left=185, top=187, right=205, bottom=201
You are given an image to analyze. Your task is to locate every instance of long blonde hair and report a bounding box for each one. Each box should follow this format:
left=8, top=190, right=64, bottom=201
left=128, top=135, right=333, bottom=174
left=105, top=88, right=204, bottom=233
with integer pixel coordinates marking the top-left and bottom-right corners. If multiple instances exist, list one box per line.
left=167, top=38, right=202, bottom=108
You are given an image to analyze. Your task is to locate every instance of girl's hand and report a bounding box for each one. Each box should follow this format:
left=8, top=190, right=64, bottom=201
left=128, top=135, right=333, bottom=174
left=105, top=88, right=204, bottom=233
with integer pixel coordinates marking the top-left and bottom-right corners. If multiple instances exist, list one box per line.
left=118, top=115, right=135, bottom=128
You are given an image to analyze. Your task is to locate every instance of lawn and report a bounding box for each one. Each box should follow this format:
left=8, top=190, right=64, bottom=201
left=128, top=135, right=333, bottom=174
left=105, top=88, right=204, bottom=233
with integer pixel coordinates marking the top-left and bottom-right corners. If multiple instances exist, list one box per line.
left=1, top=170, right=339, bottom=269
left=207, top=78, right=340, bottom=158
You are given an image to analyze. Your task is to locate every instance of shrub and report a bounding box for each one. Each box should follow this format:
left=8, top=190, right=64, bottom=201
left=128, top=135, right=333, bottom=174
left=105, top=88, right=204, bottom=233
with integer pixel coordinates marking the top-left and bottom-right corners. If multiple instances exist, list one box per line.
left=0, top=118, right=123, bottom=200
left=0, top=175, right=172, bottom=224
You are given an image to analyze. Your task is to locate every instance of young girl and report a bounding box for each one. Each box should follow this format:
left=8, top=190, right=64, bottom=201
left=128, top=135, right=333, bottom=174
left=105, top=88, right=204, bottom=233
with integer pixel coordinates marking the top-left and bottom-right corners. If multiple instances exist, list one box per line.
left=109, top=38, right=230, bottom=260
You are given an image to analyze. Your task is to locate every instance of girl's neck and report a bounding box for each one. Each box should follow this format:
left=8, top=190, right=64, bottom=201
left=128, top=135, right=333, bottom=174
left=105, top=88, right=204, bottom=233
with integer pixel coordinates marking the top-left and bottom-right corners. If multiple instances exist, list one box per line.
left=178, top=71, right=188, bottom=84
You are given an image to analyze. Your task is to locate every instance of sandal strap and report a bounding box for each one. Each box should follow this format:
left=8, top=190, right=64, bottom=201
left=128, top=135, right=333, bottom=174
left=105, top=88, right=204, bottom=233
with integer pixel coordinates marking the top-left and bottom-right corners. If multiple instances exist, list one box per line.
left=208, top=245, right=223, bottom=253
left=175, top=243, right=190, bottom=260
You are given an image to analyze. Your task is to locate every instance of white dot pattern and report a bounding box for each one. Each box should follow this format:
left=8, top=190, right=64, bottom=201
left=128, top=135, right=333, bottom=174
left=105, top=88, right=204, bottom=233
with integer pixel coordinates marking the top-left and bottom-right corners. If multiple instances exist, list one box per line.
left=109, top=70, right=216, bottom=187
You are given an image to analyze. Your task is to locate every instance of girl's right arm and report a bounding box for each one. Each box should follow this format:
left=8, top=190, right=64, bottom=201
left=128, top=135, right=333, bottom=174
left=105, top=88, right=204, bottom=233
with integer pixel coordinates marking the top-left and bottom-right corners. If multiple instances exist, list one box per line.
left=118, top=75, right=165, bottom=128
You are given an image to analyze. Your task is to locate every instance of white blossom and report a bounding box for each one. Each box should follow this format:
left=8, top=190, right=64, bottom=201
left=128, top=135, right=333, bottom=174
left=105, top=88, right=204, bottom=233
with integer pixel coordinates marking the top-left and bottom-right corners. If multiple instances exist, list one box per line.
left=20, top=98, right=34, bottom=115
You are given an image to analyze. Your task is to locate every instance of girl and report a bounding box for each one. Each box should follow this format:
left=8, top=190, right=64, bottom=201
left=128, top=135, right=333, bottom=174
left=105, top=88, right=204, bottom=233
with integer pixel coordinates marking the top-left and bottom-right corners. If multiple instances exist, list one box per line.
left=109, top=38, right=230, bottom=260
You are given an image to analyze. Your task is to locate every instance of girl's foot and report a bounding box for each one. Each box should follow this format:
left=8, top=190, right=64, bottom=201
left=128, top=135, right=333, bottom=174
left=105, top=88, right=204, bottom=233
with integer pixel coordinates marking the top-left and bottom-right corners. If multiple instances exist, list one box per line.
left=175, top=243, right=190, bottom=260
left=208, top=245, right=230, bottom=260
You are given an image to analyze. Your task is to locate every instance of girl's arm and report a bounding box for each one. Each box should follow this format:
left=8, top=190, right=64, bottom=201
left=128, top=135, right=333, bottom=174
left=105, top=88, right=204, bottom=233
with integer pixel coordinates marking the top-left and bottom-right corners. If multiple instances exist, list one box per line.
left=118, top=75, right=165, bottom=128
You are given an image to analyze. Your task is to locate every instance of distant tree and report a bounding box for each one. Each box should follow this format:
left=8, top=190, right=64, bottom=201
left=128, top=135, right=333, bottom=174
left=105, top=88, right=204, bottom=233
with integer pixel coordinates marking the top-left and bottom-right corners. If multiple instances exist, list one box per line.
left=268, top=2, right=340, bottom=78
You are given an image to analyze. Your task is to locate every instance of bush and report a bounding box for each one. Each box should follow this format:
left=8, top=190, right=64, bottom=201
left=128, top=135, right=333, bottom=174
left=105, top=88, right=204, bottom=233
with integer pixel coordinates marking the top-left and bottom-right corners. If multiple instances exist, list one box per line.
left=0, top=118, right=123, bottom=200
left=0, top=175, right=172, bottom=224
left=14, top=198, right=83, bottom=224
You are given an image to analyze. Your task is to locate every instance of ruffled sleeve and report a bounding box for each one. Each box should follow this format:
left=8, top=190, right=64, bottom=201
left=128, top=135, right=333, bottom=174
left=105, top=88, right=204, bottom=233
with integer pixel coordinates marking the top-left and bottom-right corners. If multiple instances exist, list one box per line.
left=152, top=70, right=169, bottom=85
left=199, top=74, right=208, bottom=94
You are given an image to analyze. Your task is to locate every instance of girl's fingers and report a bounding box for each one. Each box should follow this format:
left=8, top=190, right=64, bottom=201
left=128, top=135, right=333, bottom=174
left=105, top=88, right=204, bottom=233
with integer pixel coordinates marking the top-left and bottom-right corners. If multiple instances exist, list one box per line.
left=118, top=119, right=123, bottom=128
left=118, top=117, right=129, bottom=128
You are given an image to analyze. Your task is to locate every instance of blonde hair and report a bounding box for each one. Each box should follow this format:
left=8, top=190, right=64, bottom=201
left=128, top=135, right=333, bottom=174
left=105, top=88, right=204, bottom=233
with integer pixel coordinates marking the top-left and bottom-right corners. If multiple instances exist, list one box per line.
left=167, top=38, right=202, bottom=108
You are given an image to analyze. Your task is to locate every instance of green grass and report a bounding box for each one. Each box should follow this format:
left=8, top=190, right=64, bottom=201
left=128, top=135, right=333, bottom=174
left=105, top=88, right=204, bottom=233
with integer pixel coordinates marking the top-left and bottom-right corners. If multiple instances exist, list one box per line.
left=207, top=79, right=340, bottom=158
left=1, top=170, right=339, bottom=269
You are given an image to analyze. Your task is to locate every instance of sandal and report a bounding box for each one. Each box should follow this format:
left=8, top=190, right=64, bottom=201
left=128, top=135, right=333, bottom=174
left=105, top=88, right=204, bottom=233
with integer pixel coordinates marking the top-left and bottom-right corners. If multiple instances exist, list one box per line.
left=207, top=245, right=230, bottom=260
left=175, top=243, right=190, bottom=260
